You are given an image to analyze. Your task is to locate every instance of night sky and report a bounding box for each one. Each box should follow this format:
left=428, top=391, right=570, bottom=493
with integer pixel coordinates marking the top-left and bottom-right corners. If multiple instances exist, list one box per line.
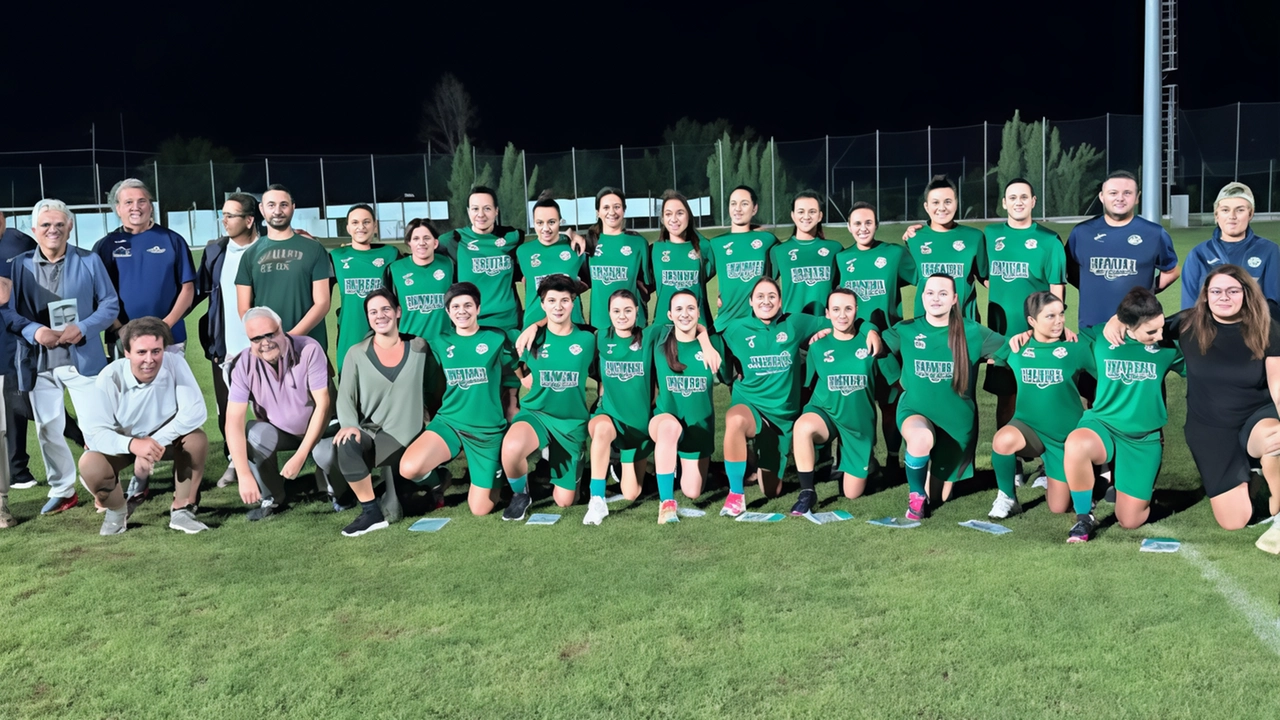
left=4, top=1, right=1278, bottom=158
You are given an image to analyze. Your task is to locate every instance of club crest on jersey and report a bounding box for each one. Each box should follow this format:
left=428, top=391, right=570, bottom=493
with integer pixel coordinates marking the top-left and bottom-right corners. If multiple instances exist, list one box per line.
left=1089, top=257, right=1138, bottom=281
left=1021, top=347, right=1035, bottom=358
left=444, top=367, right=487, bottom=389
left=1145, top=343, right=1160, bottom=354
left=1021, top=368, right=1064, bottom=389
left=875, top=257, right=887, bottom=269
left=434, top=269, right=445, bottom=280
left=403, top=275, right=414, bottom=286
left=113, top=247, right=132, bottom=258
left=818, top=248, right=830, bottom=257
left=1127, top=235, right=1142, bottom=246
left=569, top=344, right=583, bottom=355
left=495, top=238, right=507, bottom=247
left=621, top=246, right=633, bottom=256
left=1053, top=346, right=1068, bottom=358
left=751, top=239, right=762, bottom=249
left=913, top=334, right=926, bottom=349
left=560, top=251, right=571, bottom=261
left=919, top=242, right=933, bottom=255
left=475, top=343, right=488, bottom=354
left=913, top=359, right=953, bottom=383
left=373, top=258, right=385, bottom=267
left=1249, top=256, right=1262, bottom=268
left=952, top=241, right=965, bottom=251
left=688, top=249, right=699, bottom=260
left=340, top=257, right=352, bottom=269
left=722, top=241, right=734, bottom=256
left=776, top=332, right=788, bottom=343
left=827, top=374, right=868, bottom=396
left=1024, top=238, right=1037, bottom=250
left=823, top=349, right=835, bottom=363
left=855, top=348, right=869, bottom=360
left=995, top=240, right=1005, bottom=251
left=1105, top=359, right=1157, bottom=385
left=661, top=250, right=671, bottom=263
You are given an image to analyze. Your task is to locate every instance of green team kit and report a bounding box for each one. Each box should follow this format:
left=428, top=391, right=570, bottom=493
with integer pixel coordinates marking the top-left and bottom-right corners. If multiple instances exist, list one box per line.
left=907, top=225, right=987, bottom=321
left=709, top=230, right=777, bottom=324
left=386, top=255, right=454, bottom=338
left=652, top=327, right=731, bottom=460
left=424, top=328, right=518, bottom=490
left=803, top=333, right=879, bottom=478
left=981, top=222, right=1066, bottom=335
left=993, top=337, right=1096, bottom=481
left=330, top=244, right=401, bottom=373
left=588, top=232, right=651, bottom=329
left=594, top=329, right=655, bottom=462
left=770, top=238, right=842, bottom=316
left=836, top=240, right=917, bottom=332
left=517, top=235, right=588, bottom=326
left=650, top=239, right=715, bottom=329
left=451, top=226, right=524, bottom=336
left=514, top=327, right=598, bottom=489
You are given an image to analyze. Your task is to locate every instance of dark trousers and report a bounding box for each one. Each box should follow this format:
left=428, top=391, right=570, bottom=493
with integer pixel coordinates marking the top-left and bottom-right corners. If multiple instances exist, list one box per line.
left=211, top=359, right=231, bottom=460
left=4, top=371, right=85, bottom=484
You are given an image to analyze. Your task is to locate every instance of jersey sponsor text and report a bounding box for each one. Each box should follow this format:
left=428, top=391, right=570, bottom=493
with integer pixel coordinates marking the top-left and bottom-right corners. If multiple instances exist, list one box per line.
left=914, top=359, right=954, bottom=384
left=990, top=261, right=1030, bottom=282
left=1104, top=359, right=1157, bottom=385
left=843, top=278, right=887, bottom=300
left=1020, top=367, right=1064, bottom=389
left=726, top=261, right=764, bottom=280
left=746, top=352, right=793, bottom=374
left=1089, top=257, right=1138, bottom=281
left=591, top=265, right=628, bottom=285
left=445, top=367, right=488, bottom=390
left=666, top=376, right=708, bottom=398
left=343, top=277, right=383, bottom=298
left=470, top=256, right=512, bottom=277
left=920, top=262, right=965, bottom=278
left=604, top=361, right=645, bottom=382
left=790, top=266, right=831, bottom=287
left=539, top=370, right=581, bottom=392
left=827, top=374, right=868, bottom=396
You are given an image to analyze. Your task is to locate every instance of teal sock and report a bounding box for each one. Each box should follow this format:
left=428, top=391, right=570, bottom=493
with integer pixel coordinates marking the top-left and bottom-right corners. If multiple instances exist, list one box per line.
left=658, top=473, right=675, bottom=501
left=1071, top=490, right=1092, bottom=516
left=992, top=452, right=1018, bottom=498
left=725, top=461, right=747, bottom=495
left=904, top=452, right=928, bottom=496
left=589, top=479, right=605, bottom=498
left=509, top=475, right=528, bottom=494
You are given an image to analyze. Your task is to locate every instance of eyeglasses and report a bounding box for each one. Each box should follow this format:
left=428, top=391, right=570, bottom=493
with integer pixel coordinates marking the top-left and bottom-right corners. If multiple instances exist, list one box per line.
left=1207, top=288, right=1243, bottom=298
left=248, top=330, right=279, bottom=344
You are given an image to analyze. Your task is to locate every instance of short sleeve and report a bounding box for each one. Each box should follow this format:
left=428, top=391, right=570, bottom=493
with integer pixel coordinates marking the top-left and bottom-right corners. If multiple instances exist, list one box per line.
left=1169, top=345, right=1187, bottom=378
left=311, top=244, right=332, bottom=282
left=1044, top=232, right=1067, bottom=284
left=303, top=344, right=329, bottom=391
left=1157, top=229, right=1179, bottom=272
left=992, top=343, right=1012, bottom=368
left=897, top=246, right=917, bottom=286
left=972, top=324, right=1006, bottom=362
left=227, top=353, right=251, bottom=403
left=175, top=234, right=197, bottom=284
left=701, top=238, right=716, bottom=280
left=1076, top=337, right=1097, bottom=378
left=234, top=246, right=255, bottom=286
left=791, top=313, right=829, bottom=340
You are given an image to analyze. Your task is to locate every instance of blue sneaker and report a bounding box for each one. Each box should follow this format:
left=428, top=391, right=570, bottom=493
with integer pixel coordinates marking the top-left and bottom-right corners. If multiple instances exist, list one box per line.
left=41, top=494, right=79, bottom=515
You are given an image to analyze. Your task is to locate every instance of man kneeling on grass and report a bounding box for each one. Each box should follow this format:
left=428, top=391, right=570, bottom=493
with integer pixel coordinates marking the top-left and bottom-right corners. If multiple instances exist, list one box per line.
left=78, top=317, right=209, bottom=535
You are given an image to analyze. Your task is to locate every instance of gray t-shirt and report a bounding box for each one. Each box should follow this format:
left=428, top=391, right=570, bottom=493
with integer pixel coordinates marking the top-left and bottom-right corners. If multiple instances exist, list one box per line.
left=33, top=253, right=73, bottom=371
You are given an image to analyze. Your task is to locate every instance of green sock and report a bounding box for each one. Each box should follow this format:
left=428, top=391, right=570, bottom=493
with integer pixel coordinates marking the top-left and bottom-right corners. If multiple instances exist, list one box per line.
left=658, top=473, right=675, bottom=501
left=1071, top=490, right=1092, bottom=516
left=904, top=452, right=928, bottom=496
left=992, top=452, right=1018, bottom=499
left=589, top=479, right=605, bottom=498
left=509, top=475, right=528, bottom=494
left=725, top=461, right=746, bottom=495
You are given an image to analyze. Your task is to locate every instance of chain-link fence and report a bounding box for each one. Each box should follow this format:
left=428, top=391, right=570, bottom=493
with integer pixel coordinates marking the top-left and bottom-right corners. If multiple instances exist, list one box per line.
left=5, top=103, right=1278, bottom=241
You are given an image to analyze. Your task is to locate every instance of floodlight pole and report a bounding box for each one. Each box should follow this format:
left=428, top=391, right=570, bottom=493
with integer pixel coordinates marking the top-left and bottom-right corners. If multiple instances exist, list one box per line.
left=620, top=145, right=626, bottom=194
left=423, top=154, right=431, bottom=218
left=1141, top=0, right=1162, bottom=222
left=210, top=161, right=217, bottom=212
left=319, top=158, right=327, bottom=219
left=370, top=155, right=378, bottom=205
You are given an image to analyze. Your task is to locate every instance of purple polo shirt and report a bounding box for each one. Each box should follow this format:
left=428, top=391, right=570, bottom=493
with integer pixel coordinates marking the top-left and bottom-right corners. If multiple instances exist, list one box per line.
left=228, top=334, right=329, bottom=436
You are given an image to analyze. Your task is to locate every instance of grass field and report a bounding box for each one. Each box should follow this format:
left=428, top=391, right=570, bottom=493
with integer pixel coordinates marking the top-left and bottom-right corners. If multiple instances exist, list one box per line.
left=2, top=220, right=1278, bottom=718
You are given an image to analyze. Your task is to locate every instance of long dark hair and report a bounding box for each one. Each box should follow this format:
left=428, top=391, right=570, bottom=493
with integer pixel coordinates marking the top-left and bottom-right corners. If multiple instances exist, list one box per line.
left=663, top=289, right=700, bottom=373
left=730, top=185, right=762, bottom=230
left=658, top=189, right=703, bottom=258
left=1182, top=264, right=1270, bottom=359
left=926, top=273, right=970, bottom=396
left=790, top=190, right=825, bottom=240
left=586, top=186, right=636, bottom=252
left=605, top=288, right=643, bottom=349
left=1116, top=286, right=1164, bottom=330
left=404, top=217, right=440, bottom=243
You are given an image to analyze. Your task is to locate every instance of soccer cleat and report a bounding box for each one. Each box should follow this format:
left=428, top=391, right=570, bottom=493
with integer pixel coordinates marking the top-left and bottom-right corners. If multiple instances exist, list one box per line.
left=790, top=489, right=818, bottom=516
left=168, top=508, right=209, bottom=534
left=719, top=492, right=745, bottom=517
left=41, top=494, right=79, bottom=515
left=0, top=497, right=15, bottom=528
left=1032, top=475, right=1049, bottom=489
left=99, top=507, right=127, bottom=535
left=583, top=496, right=609, bottom=526
left=658, top=499, right=679, bottom=524
left=341, top=511, right=389, bottom=537
left=126, top=493, right=146, bottom=520
left=503, top=492, right=532, bottom=522
left=988, top=491, right=1023, bottom=519
left=216, top=466, right=237, bottom=488
left=1067, top=513, right=1097, bottom=543
left=905, top=492, right=929, bottom=521
left=246, top=500, right=283, bottom=521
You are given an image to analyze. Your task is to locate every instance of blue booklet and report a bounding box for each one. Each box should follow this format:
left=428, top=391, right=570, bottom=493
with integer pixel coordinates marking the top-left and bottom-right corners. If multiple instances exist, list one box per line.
left=407, top=518, right=450, bottom=533
left=958, top=520, right=1012, bottom=535
left=867, top=517, right=920, bottom=529
left=526, top=514, right=561, bottom=525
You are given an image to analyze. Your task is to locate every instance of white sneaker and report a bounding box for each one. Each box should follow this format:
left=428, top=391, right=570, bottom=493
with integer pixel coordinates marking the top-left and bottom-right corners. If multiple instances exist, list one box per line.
left=988, top=490, right=1023, bottom=519
left=1013, top=472, right=1025, bottom=488
left=1032, top=475, right=1049, bottom=489
left=168, top=508, right=210, bottom=534
left=216, top=466, right=237, bottom=488
left=583, top=496, right=609, bottom=526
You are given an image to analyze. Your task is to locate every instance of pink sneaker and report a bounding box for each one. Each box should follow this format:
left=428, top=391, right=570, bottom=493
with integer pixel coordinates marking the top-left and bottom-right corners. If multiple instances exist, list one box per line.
left=720, top=492, right=745, bottom=517
left=658, top=499, right=679, bottom=524
left=905, top=492, right=928, bottom=521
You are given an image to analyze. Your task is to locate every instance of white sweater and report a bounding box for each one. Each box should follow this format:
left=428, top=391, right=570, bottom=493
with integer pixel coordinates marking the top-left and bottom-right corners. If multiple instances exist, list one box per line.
left=80, top=354, right=208, bottom=456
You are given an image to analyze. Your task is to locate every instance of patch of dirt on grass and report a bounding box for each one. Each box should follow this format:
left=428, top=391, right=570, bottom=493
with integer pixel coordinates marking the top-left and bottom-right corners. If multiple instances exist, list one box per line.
left=559, top=641, right=590, bottom=661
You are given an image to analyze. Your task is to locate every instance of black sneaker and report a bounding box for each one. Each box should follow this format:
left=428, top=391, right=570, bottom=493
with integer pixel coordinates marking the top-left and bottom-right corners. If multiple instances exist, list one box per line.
left=790, top=489, right=818, bottom=516
left=1067, top=513, right=1097, bottom=544
left=503, top=492, right=532, bottom=522
left=341, top=511, right=389, bottom=537
left=1103, top=484, right=1116, bottom=503
left=246, top=502, right=285, bottom=521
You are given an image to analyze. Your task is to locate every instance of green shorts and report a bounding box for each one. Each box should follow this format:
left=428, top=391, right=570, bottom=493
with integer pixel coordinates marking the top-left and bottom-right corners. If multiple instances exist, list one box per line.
left=593, top=412, right=653, bottom=463
left=654, top=413, right=716, bottom=461
left=1007, top=417, right=1068, bottom=482
left=803, top=406, right=872, bottom=478
left=743, top=404, right=793, bottom=477
left=426, top=418, right=504, bottom=490
left=512, top=409, right=586, bottom=490
left=895, top=403, right=977, bottom=483
left=1076, top=411, right=1162, bottom=502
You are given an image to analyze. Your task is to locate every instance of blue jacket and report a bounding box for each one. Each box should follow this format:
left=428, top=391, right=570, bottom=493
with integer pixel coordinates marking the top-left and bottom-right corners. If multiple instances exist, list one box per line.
left=0, top=246, right=119, bottom=391
left=1180, top=228, right=1280, bottom=310
left=195, top=236, right=231, bottom=361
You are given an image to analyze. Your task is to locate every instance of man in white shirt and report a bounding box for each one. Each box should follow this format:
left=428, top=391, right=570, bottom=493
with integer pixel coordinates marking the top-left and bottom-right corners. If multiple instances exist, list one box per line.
left=78, top=317, right=209, bottom=535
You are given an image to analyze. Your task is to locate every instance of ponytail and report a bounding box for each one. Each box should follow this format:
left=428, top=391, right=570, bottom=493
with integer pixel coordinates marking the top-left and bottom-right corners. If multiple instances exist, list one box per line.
left=930, top=272, right=969, bottom=396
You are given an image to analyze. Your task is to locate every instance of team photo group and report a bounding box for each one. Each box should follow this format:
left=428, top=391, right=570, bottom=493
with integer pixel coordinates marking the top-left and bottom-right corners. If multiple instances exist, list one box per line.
left=3, top=170, right=1280, bottom=549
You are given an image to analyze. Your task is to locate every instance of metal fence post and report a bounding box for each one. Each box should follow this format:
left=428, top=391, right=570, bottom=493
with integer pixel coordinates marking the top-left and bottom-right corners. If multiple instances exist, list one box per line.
left=619, top=144, right=626, bottom=194
left=671, top=143, right=677, bottom=191
left=927, top=125, right=932, bottom=179
left=875, top=130, right=880, bottom=218
left=319, top=158, right=327, bottom=219
left=38, top=164, right=44, bottom=198
left=959, top=157, right=965, bottom=214
left=770, top=137, right=776, bottom=226
left=370, top=154, right=378, bottom=206
left=210, top=160, right=217, bottom=212
left=1270, top=158, right=1275, bottom=214
left=718, top=139, right=725, bottom=226
left=904, top=177, right=908, bottom=223
left=1235, top=101, right=1241, bottom=181
left=1105, top=112, right=1110, bottom=176
left=1200, top=161, right=1205, bottom=214
left=983, top=121, right=988, bottom=219
left=825, top=134, right=831, bottom=218
left=153, top=161, right=160, bottom=211
left=1041, top=117, right=1048, bottom=220
left=264, top=158, right=270, bottom=186
left=521, top=151, right=529, bottom=227
left=572, top=147, right=579, bottom=206
left=423, top=154, right=430, bottom=218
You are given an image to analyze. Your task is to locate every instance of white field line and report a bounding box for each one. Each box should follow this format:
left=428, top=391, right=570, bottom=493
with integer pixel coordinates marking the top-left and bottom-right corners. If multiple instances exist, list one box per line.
left=1181, top=543, right=1280, bottom=657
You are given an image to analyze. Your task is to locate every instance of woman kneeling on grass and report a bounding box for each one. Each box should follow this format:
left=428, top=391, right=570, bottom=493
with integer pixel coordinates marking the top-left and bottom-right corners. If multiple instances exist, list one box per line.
left=790, top=288, right=880, bottom=515
left=1063, top=287, right=1185, bottom=543
left=399, top=283, right=517, bottom=517
left=992, top=291, right=1095, bottom=519
left=881, top=274, right=1005, bottom=521
left=650, top=290, right=729, bottom=524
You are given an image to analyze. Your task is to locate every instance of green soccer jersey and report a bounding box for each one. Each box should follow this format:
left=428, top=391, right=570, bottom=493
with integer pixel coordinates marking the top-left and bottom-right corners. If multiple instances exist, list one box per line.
left=386, top=255, right=454, bottom=338
left=993, top=337, right=1096, bottom=443
left=520, top=327, right=597, bottom=432
left=595, top=328, right=654, bottom=432
left=907, top=224, right=987, bottom=322
left=719, top=313, right=830, bottom=425
left=426, top=327, right=517, bottom=436
left=453, top=226, right=523, bottom=330
left=331, top=243, right=401, bottom=373
left=588, top=232, right=651, bottom=330
left=982, top=222, right=1066, bottom=335
left=653, top=326, right=729, bottom=433
left=651, top=238, right=714, bottom=328
left=1086, top=329, right=1186, bottom=435
left=770, top=237, right=842, bottom=316
left=235, top=232, right=333, bottom=349
left=881, top=317, right=1004, bottom=436
left=710, top=230, right=778, bottom=325
left=805, top=333, right=878, bottom=437
left=836, top=240, right=917, bottom=331
left=516, top=235, right=587, bottom=327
